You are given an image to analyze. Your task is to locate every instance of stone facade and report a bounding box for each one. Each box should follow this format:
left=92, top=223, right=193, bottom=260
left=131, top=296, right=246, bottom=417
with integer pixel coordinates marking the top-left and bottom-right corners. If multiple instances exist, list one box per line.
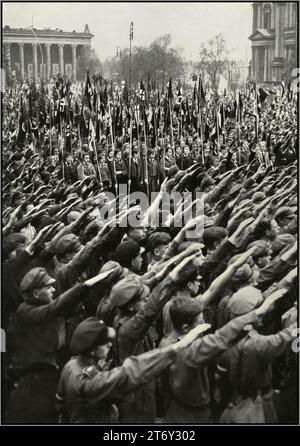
left=2, top=24, right=94, bottom=81
left=249, top=2, right=297, bottom=83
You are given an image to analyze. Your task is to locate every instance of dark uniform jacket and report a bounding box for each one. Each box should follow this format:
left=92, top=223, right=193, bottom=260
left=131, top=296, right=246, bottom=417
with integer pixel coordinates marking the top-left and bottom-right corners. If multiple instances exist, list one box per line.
left=15, top=283, right=85, bottom=369
left=159, top=310, right=261, bottom=422
left=113, top=278, right=174, bottom=422
left=56, top=348, right=176, bottom=423
left=99, top=162, right=111, bottom=184
left=216, top=324, right=296, bottom=422
left=77, top=162, right=96, bottom=180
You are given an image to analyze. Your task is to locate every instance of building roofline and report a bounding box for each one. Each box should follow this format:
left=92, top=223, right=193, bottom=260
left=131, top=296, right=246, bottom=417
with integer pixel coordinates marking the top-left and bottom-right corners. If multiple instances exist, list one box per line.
left=2, top=26, right=94, bottom=38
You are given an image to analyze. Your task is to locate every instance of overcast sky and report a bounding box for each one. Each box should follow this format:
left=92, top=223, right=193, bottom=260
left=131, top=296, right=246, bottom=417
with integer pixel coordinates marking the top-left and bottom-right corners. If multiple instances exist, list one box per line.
left=3, top=2, right=252, bottom=62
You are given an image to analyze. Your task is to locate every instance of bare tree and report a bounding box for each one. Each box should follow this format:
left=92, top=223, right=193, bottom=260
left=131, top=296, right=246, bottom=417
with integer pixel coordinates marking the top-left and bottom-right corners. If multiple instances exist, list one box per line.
left=103, top=34, right=185, bottom=89
left=197, top=34, right=229, bottom=90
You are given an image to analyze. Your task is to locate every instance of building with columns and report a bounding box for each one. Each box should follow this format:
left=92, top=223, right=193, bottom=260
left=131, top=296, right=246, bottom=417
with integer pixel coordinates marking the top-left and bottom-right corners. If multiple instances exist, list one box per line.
left=249, top=2, right=297, bottom=83
left=2, top=24, right=94, bottom=81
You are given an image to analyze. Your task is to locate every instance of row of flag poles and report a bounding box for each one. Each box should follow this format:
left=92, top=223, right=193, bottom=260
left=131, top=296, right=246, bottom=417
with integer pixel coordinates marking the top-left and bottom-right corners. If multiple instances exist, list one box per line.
left=14, top=71, right=297, bottom=188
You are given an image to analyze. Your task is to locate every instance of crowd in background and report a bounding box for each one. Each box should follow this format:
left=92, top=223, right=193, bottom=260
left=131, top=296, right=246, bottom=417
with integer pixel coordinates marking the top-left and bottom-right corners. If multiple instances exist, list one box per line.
left=2, top=74, right=298, bottom=424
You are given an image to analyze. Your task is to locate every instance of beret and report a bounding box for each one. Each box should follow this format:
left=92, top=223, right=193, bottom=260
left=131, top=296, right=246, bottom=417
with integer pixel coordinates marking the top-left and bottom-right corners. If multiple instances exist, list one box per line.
left=110, top=275, right=145, bottom=307
left=71, top=317, right=115, bottom=354
left=20, top=267, right=56, bottom=293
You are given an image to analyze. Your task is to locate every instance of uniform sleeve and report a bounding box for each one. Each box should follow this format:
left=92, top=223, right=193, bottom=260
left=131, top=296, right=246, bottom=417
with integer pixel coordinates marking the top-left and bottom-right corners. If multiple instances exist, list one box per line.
left=82, top=348, right=176, bottom=404
left=184, top=310, right=260, bottom=368
left=77, top=164, right=84, bottom=180
left=257, top=258, right=291, bottom=291
left=117, top=279, right=174, bottom=344
left=199, top=239, right=235, bottom=278
left=16, top=283, right=85, bottom=323
left=55, top=236, right=106, bottom=294
left=248, top=323, right=297, bottom=361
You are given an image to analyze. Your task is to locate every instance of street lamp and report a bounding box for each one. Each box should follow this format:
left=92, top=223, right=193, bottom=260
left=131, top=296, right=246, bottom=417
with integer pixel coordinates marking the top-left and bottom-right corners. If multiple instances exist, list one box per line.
left=129, top=21, right=133, bottom=89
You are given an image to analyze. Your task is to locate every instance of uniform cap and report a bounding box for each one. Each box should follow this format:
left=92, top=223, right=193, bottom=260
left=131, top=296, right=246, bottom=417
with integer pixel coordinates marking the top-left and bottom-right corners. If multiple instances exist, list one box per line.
left=271, top=234, right=295, bottom=256
left=55, top=234, right=82, bottom=255
left=20, top=267, right=56, bottom=293
left=227, top=286, right=263, bottom=316
left=252, top=191, right=266, bottom=203
left=98, top=260, right=124, bottom=281
left=274, top=206, right=295, bottom=222
left=110, top=275, right=145, bottom=307
left=246, top=240, right=271, bottom=260
left=147, top=232, right=171, bottom=251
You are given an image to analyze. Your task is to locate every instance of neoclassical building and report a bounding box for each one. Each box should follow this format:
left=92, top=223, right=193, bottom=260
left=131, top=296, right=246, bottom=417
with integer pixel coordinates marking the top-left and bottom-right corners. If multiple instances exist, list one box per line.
left=2, top=24, right=94, bottom=81
left=249, top=2, right=297, bottom=83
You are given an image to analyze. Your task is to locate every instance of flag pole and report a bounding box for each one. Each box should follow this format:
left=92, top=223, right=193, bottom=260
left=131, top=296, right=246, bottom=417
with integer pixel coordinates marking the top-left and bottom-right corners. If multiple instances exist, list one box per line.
left=198, top=108, right=204, bottom=164
left=169, top=99, right=174, bottom=156
left=216, top=105, right=220, bottom=158
left=128, top=116, right=132, bottom=194
left=143, top=120, right=149, bottom=198
left=49, top=100, right=52, bottom=155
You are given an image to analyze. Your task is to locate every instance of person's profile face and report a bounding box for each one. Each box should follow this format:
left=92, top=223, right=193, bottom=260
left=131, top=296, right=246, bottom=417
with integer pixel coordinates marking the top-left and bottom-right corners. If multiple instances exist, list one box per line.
left=131, top=252, right=143, bottom=272
left=34, top=283, right=56, bottom=304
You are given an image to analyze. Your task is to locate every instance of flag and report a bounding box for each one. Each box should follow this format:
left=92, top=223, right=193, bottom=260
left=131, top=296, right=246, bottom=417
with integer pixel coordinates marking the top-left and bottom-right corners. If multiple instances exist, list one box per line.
left=140, top=79, right=146, bottom=102
left=84, top=71, right=93, bottom=110
left=123, top=80, right=129, bottom=105
left=89, top=119, right=96, bottom=151
left=17, top=95, right=29, bottom=144
left=258, top=87, right=269, bottom=104
left=168, top=77, right=173, bottom=100
left=198, top=75, right=206, bottom=108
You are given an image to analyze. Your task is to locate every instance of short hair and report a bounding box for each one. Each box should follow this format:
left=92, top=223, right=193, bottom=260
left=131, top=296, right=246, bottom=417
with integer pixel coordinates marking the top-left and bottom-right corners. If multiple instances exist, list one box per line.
left=202, top=226, right=228, bottom=250
left=169, top=297, right=202, bottom=331
left=3, top=233, right=27, bottom=260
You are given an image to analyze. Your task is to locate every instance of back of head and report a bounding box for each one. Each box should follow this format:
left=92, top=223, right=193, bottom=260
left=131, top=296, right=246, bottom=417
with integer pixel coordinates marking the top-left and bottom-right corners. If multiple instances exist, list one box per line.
left=113, top=240, right=140, bottom=268
left=203, top=226, right=228, bottom=250
left=169, top=297, right=203, bottom=331
left=3, top=232, right=27, bottom=261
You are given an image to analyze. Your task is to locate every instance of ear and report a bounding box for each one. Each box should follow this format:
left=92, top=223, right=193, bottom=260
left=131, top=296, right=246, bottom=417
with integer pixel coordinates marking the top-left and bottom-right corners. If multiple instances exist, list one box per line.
left=33, top=289, right=39, bottom=298
left=182, top=324, right=190, bottom=334
left=153, top=247, right=160, bottom=257
left=186, top=281, right=192, bottom=291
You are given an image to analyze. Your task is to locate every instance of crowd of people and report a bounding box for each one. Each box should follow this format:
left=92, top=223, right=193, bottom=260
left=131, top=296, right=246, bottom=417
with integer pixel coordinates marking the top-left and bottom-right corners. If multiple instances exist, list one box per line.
left=2, top=73, right=298, bottom=424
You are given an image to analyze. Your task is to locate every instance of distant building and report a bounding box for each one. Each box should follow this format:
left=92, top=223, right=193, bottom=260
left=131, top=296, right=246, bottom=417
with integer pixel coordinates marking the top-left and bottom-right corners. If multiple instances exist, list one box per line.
left=227, top=60, right=250, bottom=90
left=2, top=24, right=94, bottom=81
left=249, top=2, right=297, bottom=83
